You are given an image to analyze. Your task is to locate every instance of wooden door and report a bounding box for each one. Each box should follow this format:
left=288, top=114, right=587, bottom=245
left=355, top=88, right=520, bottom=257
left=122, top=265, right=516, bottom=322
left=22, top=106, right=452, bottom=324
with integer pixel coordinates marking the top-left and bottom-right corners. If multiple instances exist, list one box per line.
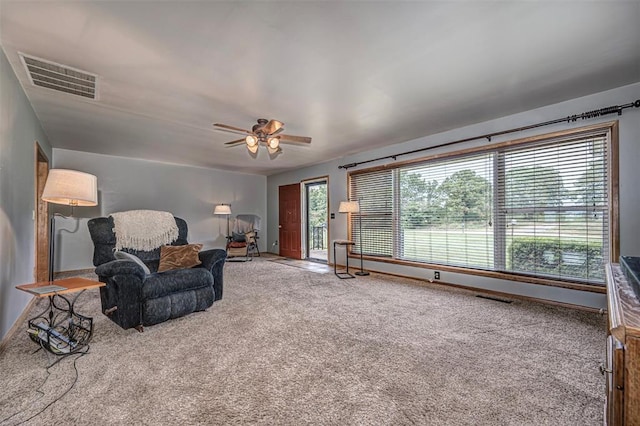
left=35, top=143, right=49, bottom=282
left=279, top=183, right=302, bottom=259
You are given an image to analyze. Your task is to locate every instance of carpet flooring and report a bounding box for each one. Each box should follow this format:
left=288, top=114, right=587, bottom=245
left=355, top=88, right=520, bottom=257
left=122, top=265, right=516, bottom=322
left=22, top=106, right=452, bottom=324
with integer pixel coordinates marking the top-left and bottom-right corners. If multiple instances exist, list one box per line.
left=0, top=258, right=606, bottom=425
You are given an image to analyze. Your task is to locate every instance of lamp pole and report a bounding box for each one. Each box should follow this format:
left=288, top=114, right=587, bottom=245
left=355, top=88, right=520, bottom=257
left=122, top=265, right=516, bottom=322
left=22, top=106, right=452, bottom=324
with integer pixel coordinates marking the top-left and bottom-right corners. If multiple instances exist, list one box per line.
left=214, top=204, right=233, bottom=238
left=355, top=201, right=369, bottom=276
left=49, top=214, right=56, bottom=282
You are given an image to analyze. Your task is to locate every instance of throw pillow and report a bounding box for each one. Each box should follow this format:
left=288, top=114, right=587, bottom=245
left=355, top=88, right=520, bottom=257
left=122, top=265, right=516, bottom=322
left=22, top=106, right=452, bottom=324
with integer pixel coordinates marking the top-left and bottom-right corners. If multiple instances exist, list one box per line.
left=157, top=243, right=203, bottom=272
left=114, top=251, right=151, bottom=275
left=232, top=232, right=246, bottom=243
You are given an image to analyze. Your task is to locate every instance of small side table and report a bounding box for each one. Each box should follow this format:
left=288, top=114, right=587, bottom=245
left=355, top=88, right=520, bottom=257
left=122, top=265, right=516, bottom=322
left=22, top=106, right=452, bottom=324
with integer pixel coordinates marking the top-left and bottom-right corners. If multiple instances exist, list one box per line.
left=333, top=240, right=355, bottom=279
left=16, top=277, right=105, bottom=356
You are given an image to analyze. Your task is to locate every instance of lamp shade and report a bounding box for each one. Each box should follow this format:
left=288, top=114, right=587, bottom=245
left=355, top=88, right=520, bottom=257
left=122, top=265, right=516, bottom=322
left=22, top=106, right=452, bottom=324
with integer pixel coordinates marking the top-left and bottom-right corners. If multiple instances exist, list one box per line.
left=213, top=204, right=232, bottom=215
left=267, top=137, right=280, bottom=149
left=245, top=135, right=258, bottom=147
left=338, top=200, right=359, bottom=213
left=42, top=169, right=98, bottom=206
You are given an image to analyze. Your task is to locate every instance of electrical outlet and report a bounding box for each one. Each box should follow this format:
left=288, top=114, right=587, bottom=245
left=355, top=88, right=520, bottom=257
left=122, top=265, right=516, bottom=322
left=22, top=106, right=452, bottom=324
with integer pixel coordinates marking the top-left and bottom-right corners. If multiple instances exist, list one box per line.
left=434, top=271, right=440, bottom=280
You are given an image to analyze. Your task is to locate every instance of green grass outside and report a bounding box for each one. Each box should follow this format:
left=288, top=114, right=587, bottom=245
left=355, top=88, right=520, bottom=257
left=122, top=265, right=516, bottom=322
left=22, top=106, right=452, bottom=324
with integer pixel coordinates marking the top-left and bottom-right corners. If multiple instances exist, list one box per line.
left=401, top=229, right=494, bottom=267
left=363, top=220, right=605, bottom=281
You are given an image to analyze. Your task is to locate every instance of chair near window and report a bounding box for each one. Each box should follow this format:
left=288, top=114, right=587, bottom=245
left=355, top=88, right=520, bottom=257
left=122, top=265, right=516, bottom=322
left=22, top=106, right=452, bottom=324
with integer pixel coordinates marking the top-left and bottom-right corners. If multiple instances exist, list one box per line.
left=226, top=231, right=257, bottom=262
left=226, top=214, right=261, bottom=261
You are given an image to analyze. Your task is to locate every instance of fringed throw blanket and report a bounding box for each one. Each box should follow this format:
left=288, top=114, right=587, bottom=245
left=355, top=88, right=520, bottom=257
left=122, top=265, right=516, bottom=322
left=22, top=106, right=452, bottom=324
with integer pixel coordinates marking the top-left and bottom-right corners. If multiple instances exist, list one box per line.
left=111, top=210, right=178, bottom=251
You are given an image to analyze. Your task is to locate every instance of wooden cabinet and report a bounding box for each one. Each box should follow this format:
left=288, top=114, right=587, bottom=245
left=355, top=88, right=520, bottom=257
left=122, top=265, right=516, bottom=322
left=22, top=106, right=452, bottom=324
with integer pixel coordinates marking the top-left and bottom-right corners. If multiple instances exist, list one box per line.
left=605, top=264, right=640, bottom=425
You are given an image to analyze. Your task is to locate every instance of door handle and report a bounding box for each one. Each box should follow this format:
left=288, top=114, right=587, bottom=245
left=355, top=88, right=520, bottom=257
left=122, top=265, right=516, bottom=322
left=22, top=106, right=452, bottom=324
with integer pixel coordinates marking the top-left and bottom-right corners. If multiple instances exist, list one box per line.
left=279, top=225, right=282, bottom=228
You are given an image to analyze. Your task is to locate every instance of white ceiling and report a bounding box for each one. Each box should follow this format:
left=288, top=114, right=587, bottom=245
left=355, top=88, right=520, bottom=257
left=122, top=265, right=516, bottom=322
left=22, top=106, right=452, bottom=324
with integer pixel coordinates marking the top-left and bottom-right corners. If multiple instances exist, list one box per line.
left=1, top=1, right=639, bottom=175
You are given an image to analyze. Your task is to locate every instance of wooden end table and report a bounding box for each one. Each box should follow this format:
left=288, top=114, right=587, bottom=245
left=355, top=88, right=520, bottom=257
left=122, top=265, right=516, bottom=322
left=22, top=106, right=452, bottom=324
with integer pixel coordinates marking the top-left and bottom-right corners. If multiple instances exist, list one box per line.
left=16, top=277, right=105, bottom=356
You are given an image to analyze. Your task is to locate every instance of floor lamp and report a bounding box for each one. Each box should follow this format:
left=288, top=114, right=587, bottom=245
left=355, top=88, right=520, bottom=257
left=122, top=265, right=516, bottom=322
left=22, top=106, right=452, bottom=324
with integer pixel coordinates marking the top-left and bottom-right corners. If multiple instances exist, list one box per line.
left=42, top=169, right=98, bottom=282
left=338, top=200, right=369, bottom=276
left=214, top=204, right=232, bottom=237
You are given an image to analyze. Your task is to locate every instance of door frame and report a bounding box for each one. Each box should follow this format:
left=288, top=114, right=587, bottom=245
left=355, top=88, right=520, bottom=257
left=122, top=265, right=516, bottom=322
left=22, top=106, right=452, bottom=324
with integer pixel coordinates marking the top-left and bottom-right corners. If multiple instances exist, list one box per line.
left=35, top=142, right=49, bottom=282
left=301, top=176, right=329, bottom=262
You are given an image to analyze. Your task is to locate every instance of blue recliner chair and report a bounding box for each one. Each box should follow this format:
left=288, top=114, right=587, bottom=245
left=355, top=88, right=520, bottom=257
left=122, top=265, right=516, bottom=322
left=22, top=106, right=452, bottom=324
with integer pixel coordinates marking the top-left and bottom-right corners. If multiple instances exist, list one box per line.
left=88, top=216, right=226, bottom=331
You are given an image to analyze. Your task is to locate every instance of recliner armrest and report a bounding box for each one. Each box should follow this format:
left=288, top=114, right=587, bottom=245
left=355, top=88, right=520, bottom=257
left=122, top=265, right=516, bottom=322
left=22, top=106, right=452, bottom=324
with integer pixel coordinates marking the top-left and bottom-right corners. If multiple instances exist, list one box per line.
left=197, top=248, right=226, bottom=301
left=95, top=259, right=146, bottom=281
left=198, top=249, right=227, bottom=272
left=95, top=259, right=145, bottom=330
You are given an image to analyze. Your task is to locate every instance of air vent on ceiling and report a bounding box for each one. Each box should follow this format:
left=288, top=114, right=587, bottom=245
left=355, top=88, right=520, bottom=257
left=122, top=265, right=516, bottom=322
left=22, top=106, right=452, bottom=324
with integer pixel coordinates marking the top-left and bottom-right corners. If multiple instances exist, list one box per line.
left=19, top=53, right=98, bottom=100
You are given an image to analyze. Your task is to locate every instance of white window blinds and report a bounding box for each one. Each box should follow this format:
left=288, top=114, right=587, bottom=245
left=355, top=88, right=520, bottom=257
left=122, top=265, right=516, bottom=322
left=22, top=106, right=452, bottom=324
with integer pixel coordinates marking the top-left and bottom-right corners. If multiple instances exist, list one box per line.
left=398, top=153, right=494, bottom=269
left=348, top=130, right=612, bottom=285
left=498, top=136, right=608, bottom=283
left=349, top=169, right=393, bottom=257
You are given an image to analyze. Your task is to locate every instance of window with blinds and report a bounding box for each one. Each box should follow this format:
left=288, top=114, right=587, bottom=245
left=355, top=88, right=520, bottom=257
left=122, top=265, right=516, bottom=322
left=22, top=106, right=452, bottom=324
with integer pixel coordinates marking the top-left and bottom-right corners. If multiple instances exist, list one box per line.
left=499, top=136, right=608, bottom=283
left=398, top=153, right=494, bottom=269
left=348, top=128, right=613, bottom=285
left=349, top=169, right=393, bottom=257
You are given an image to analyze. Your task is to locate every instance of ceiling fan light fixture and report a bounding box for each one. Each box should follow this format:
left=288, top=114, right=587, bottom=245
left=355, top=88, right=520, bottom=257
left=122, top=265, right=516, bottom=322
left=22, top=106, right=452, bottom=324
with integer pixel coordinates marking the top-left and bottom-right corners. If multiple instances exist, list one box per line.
left=267, top=146, right=280, bottom=155
left=217, top=118, right=311, bottom=156
left=245, top=135, right=258, bottom=147
left=267, top=137, right=280, bottom=149
left=247, top=143, right=259, bottom=154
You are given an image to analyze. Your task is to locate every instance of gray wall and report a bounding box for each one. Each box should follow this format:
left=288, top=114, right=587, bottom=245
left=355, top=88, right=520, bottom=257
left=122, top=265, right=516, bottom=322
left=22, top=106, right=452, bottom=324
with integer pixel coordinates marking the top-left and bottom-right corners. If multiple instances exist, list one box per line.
left=267, top=82, right=640, bottom=310
left=0, top=48, right=53, bottom=341
left=52, top=149, right=267, bottom=272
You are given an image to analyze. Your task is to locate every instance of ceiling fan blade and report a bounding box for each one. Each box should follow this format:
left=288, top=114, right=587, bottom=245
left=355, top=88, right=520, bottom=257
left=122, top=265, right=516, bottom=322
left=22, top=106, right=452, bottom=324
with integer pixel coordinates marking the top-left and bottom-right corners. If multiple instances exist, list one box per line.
left=270, top=127, right=285, bottom=136
left=224, top=138, right=246, bottom=146
left=263, top=119, right=284, bottom=135
left=213, top=123, right=252, bottom=135
left=279, top=134, right=312, bottom=144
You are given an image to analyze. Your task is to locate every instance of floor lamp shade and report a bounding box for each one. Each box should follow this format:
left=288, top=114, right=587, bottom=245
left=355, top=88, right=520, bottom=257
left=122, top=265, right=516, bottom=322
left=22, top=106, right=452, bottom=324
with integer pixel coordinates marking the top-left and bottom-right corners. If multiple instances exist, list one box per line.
left=41, top=169, right=98, bottom=282
left=42, top=169, right=98, bottom=206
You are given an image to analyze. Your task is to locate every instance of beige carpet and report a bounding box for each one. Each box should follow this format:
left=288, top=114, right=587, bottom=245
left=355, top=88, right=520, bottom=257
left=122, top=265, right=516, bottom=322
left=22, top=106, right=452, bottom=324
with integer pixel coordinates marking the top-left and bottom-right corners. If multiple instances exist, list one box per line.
left=0, top=258, right=606, bottom=425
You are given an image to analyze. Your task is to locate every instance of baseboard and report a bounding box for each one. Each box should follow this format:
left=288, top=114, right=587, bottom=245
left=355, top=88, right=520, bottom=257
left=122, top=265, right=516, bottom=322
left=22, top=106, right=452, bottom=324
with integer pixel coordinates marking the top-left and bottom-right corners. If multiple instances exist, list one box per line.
left=342, top=265, right=604, bottom=314
left=54, top=268, right=95, bottom=278
left=0, top=297, right=37, bottom=354
left=432, top=279, right=604, bottom=313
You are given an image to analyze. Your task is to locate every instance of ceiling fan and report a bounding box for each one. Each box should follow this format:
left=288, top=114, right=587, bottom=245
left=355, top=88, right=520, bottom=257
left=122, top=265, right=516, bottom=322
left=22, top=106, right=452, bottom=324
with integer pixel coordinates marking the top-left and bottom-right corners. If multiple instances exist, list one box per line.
left=213, top=119, right=312, bottom=155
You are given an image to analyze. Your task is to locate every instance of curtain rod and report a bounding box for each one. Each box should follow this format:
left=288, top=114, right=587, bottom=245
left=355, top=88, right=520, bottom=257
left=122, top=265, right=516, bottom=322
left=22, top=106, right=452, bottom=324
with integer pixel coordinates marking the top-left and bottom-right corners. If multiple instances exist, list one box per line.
left=338, top=99, right=640, bottom=170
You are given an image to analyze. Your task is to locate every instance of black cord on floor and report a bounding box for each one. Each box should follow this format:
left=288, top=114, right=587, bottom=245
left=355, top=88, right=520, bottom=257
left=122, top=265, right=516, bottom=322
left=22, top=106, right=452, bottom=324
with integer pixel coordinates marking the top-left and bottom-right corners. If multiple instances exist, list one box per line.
left=1, top=346, right=89, bottom=425
left=0, top=366, right=49, bottom=424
